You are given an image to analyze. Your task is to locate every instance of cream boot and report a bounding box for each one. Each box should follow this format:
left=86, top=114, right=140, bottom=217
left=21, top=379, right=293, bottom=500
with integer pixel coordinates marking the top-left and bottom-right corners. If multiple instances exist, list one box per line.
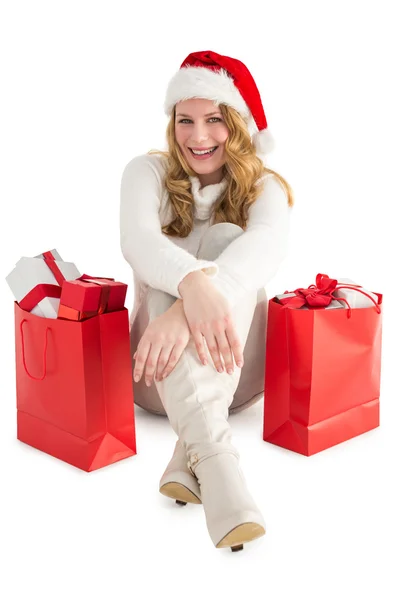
left=187, top=441, right=266, bottom=550
left=159, top=438, right=201, bottom=505
left=149, top=223, right=266, bottom=549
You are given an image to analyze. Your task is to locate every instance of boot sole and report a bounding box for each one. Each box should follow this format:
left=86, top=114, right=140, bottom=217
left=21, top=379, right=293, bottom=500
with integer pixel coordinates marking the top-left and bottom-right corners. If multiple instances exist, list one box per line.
left=216, top=522, right=266, bottom=549
left=159, top=482, right=202, bottom=504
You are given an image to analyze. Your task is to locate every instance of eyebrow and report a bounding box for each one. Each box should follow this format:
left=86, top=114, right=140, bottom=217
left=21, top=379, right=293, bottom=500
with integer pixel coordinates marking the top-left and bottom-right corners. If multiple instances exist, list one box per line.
left=176, top=111, right=222, bottom=117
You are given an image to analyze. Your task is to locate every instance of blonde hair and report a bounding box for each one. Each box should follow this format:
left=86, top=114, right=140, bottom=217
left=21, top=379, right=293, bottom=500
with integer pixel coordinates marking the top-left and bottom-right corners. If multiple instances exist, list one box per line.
left=147, top=103, right=294, bottom=238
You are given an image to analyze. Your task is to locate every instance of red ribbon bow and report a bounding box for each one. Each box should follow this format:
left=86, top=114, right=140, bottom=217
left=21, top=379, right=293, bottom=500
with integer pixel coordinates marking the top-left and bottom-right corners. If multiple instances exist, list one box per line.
left=279, top=273, right=381, bottom=318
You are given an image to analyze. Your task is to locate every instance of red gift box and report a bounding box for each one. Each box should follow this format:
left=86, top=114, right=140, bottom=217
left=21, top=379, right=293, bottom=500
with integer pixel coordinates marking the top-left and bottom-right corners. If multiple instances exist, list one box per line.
left=14, top=300, right=136, bottom=471
left=263, top=274, right=383, bottom=456
left=58, top=274, right=127, bottom=321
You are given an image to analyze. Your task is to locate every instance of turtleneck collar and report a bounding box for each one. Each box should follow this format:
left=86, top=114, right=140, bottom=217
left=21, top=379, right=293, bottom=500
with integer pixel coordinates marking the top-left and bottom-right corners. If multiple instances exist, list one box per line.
left=189, top=175, right=228, bottom=221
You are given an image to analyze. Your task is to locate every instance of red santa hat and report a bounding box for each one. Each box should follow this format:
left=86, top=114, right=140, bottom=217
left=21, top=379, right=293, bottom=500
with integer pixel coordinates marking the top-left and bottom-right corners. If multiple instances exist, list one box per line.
left=164, top=50, right=275, bottom=155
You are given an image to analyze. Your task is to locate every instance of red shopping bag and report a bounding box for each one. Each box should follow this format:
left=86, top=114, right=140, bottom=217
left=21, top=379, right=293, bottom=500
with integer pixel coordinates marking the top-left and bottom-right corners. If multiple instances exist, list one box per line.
left=263, top=282, right=383, bottom=456
left=14, top=301, right=137, bottom=471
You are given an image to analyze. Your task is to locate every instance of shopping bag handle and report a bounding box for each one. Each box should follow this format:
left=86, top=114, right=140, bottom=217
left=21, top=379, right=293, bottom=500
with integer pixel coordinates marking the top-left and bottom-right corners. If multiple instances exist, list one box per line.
left=334, top=284, right=382, bottom=318
left=20, top=319, right=50, bottom=381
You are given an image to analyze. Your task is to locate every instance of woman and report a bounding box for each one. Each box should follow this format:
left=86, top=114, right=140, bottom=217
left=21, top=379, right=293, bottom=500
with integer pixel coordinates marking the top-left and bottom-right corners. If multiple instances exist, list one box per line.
left=120, top=50, right=294, bottom=551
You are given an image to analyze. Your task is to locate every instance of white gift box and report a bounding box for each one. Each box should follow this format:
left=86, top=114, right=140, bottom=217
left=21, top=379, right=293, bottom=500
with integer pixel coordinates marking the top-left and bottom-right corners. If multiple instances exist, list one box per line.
left=333, top=278, right=379, bottom=309
left=6, top=249, right=81, bottom=319
left=275, top=292, right=295, bottom=301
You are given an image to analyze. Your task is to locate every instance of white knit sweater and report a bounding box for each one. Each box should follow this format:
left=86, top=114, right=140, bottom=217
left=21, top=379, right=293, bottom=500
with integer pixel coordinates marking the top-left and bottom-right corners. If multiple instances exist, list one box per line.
left=120, top=152, right=291, bottom=327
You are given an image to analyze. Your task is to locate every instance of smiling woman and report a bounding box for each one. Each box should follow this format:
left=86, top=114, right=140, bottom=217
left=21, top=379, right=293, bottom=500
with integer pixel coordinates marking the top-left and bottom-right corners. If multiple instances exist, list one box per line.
left=120, top=50, right=294, bottom=552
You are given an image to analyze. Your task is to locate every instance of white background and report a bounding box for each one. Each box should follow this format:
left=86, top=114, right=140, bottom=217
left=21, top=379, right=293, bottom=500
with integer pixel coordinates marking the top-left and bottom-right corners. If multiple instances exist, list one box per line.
left=1, top=1, right=399, bottom=598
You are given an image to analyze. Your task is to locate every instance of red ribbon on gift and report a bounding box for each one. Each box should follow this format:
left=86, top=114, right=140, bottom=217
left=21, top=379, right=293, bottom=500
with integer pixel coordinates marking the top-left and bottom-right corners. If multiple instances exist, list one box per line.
left=279, top=273, right=381, bottom=318
left=18, top=251, right=67, bottom=315
left=19, top=283, right=62, bottom=313
left=42, top=250, right=65, bottom=286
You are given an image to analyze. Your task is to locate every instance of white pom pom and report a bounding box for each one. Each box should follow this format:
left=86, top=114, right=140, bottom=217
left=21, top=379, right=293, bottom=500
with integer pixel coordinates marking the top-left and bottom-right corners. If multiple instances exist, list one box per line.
left=252, top=129, right=275, bottom=154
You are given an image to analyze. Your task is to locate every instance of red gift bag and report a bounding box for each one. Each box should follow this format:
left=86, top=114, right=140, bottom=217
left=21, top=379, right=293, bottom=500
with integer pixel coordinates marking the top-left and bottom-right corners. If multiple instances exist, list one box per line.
left=263, top=279, right=383, bottom=456
left=14, top=301, right=137, bottom=471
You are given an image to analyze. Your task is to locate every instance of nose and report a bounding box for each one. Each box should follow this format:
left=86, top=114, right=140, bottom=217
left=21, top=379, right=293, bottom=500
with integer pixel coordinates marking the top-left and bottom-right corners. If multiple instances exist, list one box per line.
left=190, top=121, right=209, bottom=144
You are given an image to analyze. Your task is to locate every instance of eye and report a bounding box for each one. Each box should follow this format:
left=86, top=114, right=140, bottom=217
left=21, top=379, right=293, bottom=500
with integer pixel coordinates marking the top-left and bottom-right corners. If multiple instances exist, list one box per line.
left=178, top=117, right=222, bottom=124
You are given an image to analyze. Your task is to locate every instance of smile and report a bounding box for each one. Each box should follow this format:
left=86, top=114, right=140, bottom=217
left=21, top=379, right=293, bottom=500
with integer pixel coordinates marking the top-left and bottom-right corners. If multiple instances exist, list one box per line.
left=189, top=146, right=218, bottom=158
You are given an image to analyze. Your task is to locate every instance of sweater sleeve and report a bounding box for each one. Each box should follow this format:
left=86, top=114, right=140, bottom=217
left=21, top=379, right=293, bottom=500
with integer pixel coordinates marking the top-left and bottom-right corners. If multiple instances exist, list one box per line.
left=120, top=154, right=220, bottom=299
left=209, top=175, right=291, bottom=308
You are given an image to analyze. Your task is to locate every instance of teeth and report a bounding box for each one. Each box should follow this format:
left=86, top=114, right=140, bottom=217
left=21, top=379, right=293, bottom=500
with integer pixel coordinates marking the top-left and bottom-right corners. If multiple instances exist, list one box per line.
left=191, top=147, right=217, bottom=155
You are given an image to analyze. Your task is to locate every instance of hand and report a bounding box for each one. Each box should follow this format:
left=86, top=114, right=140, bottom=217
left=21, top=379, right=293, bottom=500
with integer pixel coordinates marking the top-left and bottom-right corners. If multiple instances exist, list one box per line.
left=133, top=299, right=190, bottom=385
left=178, top=271, right=244, bottom=373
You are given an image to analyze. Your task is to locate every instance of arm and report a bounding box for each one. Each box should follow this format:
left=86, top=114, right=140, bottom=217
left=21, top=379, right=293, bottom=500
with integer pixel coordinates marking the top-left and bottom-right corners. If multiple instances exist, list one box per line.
left=178, top=270, right=208, bottom=296
left=207, top=175, right=292, bottom=308
left=120, top=154, right=220, bottom=299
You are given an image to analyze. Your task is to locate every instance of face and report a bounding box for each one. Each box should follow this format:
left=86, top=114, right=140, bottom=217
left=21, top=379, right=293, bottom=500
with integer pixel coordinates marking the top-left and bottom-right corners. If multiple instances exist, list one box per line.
left=174, top=98, right=229, bottom=186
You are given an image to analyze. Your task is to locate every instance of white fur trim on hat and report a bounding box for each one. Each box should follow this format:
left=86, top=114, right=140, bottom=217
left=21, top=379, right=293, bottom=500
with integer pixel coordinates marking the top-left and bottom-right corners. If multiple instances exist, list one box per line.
left=164, top=66, right=248, bottom=117
left=252, top=129, right=275, bottom=154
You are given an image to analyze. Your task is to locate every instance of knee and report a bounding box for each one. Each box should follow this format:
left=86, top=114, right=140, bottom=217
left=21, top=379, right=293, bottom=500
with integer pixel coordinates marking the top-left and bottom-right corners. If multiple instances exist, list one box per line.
left=207, top=222, right=244, bottom=237
left=197, top=223, right=244, bottom=261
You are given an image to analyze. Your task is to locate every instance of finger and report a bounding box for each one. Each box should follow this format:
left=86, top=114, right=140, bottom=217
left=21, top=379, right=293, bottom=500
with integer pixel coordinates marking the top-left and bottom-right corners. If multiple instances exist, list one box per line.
left=155, top=344, right=174, bottom=381
left=192, top=329, right=208, bottom=366
left=214, top=329, right=235, bottom=374
left=160, top=341, right=184, bottom=380
left=133, top=339, right=151, bottom=382
left=225, top=323, right=244, bottom=367
left=203, top=330, right=225, bottom=373
left=144, top=342, right=163, bottom=386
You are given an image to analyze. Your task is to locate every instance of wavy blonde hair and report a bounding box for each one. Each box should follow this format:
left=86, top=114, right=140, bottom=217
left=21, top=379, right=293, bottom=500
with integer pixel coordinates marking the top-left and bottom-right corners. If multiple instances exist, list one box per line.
left=147, top=103, right=294, bottom=238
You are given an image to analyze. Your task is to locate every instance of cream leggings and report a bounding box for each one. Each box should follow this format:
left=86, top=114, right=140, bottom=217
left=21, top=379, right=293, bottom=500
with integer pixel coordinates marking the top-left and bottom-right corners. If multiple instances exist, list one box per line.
left=129, top=223, right=268, bottom=439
